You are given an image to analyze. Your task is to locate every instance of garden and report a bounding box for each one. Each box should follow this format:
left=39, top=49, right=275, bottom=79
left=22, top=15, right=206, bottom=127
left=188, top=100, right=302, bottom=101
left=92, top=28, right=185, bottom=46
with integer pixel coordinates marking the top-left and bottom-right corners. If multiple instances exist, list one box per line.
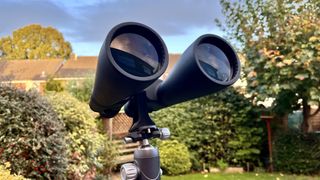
left=0, top=0, right=320, bottom=179
left=1, top=80, right=320, bottom=179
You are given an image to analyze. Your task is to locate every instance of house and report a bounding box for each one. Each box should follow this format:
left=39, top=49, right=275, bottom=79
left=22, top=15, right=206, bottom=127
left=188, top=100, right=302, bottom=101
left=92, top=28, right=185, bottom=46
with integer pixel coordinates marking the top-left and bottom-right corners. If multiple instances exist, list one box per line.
left=0, top=59, right=64, bottom=92
left=54, top=56, right=98, bottom=81
left=0, top=54, right=181, bottom=92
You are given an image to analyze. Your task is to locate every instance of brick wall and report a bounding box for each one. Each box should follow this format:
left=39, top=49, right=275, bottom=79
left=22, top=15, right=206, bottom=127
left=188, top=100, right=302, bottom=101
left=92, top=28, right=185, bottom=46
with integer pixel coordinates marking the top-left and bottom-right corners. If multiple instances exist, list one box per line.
left=310, top=109, right=320, bottom=131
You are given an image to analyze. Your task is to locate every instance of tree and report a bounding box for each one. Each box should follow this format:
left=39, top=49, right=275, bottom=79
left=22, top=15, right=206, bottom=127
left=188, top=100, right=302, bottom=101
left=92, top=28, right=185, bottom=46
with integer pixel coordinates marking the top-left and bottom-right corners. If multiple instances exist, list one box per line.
left=0, top=24, right=72, bottom=60
left=217, top=0, right=320, bottom=132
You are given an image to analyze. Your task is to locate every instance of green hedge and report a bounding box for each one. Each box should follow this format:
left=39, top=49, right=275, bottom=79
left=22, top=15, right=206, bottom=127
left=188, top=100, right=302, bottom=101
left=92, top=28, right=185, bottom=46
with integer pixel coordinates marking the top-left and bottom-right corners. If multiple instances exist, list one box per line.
left=273, top=130, right=320, bottom=174
left=0, top=85, right=67, bottom=179
left=158, top=140, right=191, bottom=175
left=46, top=92, right=117, bottom=179
left=66, top=78, right=94, bottom=103
left=151, top=88, right=263, bottom=169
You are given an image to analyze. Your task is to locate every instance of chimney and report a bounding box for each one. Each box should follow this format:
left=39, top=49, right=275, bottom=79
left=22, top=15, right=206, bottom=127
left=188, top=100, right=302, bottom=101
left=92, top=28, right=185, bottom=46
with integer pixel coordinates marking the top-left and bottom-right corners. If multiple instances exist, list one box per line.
left=70, top=53, right=77, bottom=61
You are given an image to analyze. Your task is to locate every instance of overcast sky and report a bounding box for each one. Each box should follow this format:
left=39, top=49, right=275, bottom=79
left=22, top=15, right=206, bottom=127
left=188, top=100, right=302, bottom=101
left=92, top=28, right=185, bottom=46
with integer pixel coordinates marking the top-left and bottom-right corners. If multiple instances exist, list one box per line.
left=0, top=0, right=226, bottom=56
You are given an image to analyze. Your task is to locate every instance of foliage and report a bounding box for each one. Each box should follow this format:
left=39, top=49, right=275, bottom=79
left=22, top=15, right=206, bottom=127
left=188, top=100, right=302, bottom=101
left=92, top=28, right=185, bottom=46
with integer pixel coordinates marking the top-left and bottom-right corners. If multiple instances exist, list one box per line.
left=46, top=92, right=117, bottom=179
left=151, top=88, right=263, bottom=169
left=218, top=0, right=320, bottom=131
left=66, top=78, right=94, bottom=103
left=95, top=139, right=119, bottom=176
left=0, top=85, right=67, bottom=179
left=45, top=78, right=64, bottom=92
left=0, top=24, right=72, bottom=60
left=0, top=162, right=27, bottom=180
left=273, top=130, right=320, bottom=174
left=216, top=159, right=228, bottom=171
left=157, top=140, right=191, bottom=175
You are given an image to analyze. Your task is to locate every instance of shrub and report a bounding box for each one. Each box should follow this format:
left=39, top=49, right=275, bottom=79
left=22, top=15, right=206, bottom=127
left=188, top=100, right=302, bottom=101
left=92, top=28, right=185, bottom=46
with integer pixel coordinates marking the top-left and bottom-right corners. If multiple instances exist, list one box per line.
left=158, top=140, right=191, bottom=175
left=96, top=139, right=119, bottom=176
left=66, top=78, right=93, bottom=103
left=0, top=85, right=67, bottom=179
left=0, top=162, right=26, bottom=180
left=151, top=88, right=263, bottom=169
left=273, top=130, right=320, bottom=174
left=217, top=159, right=228, bottom=171
left=46, top=92, right=117, bottom=178
left=45, top=78, right=64, bottom=92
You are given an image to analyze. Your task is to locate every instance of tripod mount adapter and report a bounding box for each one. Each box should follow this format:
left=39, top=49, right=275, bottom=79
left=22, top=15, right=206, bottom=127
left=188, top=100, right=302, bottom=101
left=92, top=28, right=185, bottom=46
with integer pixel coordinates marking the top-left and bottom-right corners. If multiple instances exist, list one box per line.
left=120, top=93, right=170, bottom=180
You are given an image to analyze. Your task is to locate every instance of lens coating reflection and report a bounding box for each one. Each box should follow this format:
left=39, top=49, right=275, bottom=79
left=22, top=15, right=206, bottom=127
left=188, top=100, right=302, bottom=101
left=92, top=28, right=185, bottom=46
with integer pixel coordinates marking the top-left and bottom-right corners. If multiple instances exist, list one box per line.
left=196, top=43, right=232, bottom=81
left=110, top=33, right=160, bottom=77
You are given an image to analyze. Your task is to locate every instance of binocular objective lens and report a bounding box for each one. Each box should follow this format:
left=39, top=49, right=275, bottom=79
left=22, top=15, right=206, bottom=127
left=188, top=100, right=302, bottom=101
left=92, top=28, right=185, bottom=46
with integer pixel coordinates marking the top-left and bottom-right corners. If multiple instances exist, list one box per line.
left=110, top=33, right=160, bottom=77
left=196, top=43, right=232, bottom=82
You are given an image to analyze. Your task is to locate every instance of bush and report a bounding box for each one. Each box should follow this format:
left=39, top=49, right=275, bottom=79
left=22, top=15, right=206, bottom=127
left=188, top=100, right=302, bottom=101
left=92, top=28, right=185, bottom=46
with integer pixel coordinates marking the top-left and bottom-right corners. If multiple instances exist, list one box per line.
left=45, top=78, right=64, bottom=92
left=158, top=140, right=191, bottom=175
left=273, top=130, right=320, bottom=174
left=66, top=78, right=93, bottom=103
left=0, top=162, right=26, bottom=180
left=46, top=92, right=117, bottom=178
left=0, top=85, right=67, bottom=179
left=216, top=159, right=228, bottom=171
left=151, top=88, right=263, bottom=169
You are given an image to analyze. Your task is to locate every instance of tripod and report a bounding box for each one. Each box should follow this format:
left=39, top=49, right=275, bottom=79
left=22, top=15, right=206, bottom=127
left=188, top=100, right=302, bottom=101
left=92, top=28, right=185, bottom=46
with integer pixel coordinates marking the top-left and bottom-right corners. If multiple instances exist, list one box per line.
left=120, top=93, right=170, bottom=180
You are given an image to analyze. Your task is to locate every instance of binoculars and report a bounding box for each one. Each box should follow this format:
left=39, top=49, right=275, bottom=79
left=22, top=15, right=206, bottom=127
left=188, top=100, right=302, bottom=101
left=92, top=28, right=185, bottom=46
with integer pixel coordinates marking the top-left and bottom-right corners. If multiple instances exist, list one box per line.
left=89, top=22, right=240, bottom=118
left=89, top=22, right=240, bottom=180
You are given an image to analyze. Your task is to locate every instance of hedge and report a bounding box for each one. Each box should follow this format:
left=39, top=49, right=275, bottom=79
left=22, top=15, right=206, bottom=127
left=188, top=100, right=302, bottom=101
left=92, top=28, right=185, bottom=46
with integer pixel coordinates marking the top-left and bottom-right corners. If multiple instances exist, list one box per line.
left=273, top=130, right=320, bottom=174
left=46, top=92, right=117, bottom=178
left=0, top=85, right=67, bottom=179
left=151, top=87, right=263, bottom=169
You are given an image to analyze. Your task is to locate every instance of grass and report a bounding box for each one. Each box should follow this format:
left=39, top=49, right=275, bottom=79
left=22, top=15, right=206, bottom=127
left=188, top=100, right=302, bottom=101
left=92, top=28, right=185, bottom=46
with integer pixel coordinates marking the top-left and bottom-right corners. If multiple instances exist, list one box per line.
left=162, top=173, right=320, bottom=180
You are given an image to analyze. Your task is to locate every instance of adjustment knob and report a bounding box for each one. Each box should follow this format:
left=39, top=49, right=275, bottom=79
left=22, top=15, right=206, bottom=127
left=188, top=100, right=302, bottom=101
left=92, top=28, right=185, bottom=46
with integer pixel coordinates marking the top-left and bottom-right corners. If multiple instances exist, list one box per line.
left=124, top=137, right=133, bottom=144
left=159, top=128, right=170, bottom=140
left=120, top=163, right=138, bottom=180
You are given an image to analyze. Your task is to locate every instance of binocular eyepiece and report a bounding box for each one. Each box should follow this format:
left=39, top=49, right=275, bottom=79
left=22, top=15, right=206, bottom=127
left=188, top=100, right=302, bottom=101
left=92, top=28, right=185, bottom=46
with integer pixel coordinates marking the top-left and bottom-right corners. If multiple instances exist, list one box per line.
left=89, top=22, right=240, bottom=118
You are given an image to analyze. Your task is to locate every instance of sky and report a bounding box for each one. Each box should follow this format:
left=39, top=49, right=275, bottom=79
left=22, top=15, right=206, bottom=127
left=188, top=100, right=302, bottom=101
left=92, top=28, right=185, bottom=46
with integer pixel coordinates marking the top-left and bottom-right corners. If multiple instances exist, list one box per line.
left=0, top=0, right=226, bottom=56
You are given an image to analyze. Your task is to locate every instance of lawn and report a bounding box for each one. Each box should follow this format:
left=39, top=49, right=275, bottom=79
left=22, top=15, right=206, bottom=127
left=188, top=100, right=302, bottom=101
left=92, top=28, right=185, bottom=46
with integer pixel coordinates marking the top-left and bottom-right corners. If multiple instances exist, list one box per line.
left=162, top=173, right=320, bottom=180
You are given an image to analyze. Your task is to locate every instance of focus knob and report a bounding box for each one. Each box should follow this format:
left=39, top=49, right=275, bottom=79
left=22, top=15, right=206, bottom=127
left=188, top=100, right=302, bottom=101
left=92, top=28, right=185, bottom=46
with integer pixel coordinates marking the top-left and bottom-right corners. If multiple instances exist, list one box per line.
left=159, top=128, right=170, bottom=140
left=120, top=163, right=138, bottom=180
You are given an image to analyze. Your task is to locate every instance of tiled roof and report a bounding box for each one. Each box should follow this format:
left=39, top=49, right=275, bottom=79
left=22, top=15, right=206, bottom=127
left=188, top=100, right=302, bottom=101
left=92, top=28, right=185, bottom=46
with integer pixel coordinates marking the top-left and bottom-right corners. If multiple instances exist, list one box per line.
left=0, top=54, right=181, bottom=81
left=54, top=54, right=180, bottom=79
left=165, top=54, right=180, bottom=75
left=0, top=59, right=63, bottom=81
left=55, top=56, right=98, bottom=78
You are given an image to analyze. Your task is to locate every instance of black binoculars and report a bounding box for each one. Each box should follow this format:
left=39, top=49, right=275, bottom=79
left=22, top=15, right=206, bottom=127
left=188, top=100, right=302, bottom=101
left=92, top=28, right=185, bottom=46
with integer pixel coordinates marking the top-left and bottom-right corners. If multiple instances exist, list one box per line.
left=89, top=22, right=240, bottom=118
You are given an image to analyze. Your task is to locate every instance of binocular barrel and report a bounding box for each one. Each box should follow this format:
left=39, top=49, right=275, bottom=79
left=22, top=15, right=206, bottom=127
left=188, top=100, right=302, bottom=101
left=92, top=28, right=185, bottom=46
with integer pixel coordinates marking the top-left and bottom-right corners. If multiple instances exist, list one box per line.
left=90, top=22, right=241, bottom=117
left=145, top=34, right=241, bottom=111
left=89, top=22, right=169, bottom=117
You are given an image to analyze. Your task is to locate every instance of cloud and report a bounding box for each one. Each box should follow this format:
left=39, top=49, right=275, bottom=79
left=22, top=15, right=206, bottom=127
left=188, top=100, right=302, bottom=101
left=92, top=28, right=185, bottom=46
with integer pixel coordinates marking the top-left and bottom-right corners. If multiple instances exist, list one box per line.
left=71, top=0, right=223, bottom=42
left=0, top=0, right=75, bottom=37
left=0, top=0, right=224, bottom=44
